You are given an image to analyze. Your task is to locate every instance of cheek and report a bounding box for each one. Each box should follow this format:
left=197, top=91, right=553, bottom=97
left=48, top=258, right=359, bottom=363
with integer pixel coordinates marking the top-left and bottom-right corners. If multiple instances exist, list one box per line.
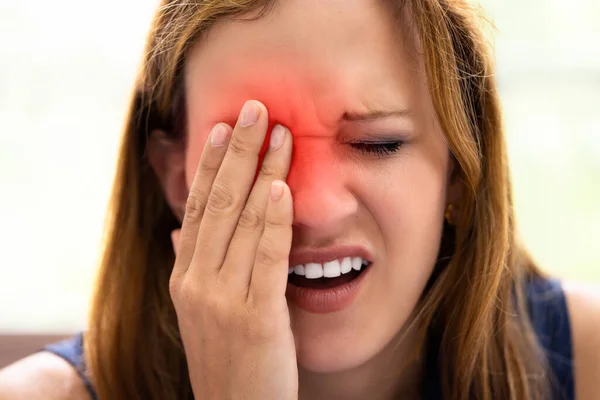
left=374, top=152, right=448, bottom=267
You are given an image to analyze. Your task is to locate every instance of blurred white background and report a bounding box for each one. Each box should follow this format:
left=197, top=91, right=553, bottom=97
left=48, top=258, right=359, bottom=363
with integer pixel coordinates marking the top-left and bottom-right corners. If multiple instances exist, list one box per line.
left=0, top=0, right=598, bottom=333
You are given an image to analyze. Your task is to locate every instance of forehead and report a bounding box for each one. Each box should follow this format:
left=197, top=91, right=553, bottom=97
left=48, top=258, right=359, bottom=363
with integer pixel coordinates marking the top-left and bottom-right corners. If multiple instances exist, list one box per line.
left=184, top=0, right=420, bottom=135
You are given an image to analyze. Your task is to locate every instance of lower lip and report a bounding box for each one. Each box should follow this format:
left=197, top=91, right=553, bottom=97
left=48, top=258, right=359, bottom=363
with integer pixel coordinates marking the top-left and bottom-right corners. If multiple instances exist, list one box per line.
left=285, top=264, right=371, bottom=313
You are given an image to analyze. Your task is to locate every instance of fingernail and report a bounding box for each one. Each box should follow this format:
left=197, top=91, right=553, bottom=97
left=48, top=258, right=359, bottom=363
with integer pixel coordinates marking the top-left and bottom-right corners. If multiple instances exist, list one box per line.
left=269, top=125, right=286, bottom=150
left=271, top=180, right=284, bottom=201
left=240, top=100, right=261, bottom=127
left=210, top=124, right=230, bottom=147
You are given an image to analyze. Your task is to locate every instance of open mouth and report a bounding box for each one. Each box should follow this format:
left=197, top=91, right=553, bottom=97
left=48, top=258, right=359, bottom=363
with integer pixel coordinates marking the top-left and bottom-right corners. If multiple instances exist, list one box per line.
left=287, top=257, right=372, bottom=290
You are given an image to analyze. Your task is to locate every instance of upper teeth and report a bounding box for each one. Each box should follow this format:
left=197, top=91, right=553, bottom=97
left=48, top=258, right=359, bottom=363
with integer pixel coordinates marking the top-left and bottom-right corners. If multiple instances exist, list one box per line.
left=288, top=257, right=370, bottom=279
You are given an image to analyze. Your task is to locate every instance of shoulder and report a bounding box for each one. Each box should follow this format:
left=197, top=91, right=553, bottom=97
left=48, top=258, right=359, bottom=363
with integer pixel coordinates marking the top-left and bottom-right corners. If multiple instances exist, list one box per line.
left=0, top=352, right=91, bottom=400
left=562, top=280, right=600, bottom=400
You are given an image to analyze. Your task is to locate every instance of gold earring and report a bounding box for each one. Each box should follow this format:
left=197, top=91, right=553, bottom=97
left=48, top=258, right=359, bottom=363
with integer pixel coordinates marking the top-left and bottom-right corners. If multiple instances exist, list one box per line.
left=445, top=204, right=454, bottom=225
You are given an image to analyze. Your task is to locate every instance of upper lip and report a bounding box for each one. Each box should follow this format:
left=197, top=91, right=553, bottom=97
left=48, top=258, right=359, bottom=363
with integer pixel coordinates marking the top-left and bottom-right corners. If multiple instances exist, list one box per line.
left=288, top=245, right=374, bottom=267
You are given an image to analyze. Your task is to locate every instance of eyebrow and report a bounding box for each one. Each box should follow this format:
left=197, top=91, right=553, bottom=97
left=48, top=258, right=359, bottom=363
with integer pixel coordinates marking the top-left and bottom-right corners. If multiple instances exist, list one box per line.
left=341, top=108, right=412, bottom=122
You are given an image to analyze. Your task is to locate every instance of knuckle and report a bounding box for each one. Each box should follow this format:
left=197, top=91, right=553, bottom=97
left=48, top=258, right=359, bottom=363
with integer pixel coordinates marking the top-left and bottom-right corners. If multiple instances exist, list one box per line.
left=237, top=204, right=264, bottom=231
left=172, top=279, right=224, bottom=315
left=206, top=183, right=239, bottom=215
left=198, top=157, right=219, bottom=176
left=257, top=162, right=280, bottom=180
left=184, top=189, right=208, bottom=221
left=169, top=278, right=196, bottom=312
left=228, top=135, right=253, bottom=157
left=254, top=243, right=281, bottom=266
left=264, top=211, right=287, bottom=230
left=207, top=296, right=245, bottom=332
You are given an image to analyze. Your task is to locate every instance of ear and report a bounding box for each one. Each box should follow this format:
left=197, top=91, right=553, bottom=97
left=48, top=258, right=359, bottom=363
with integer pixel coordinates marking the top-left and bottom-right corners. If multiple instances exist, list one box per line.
left=147, top=129, right=188, bottom=223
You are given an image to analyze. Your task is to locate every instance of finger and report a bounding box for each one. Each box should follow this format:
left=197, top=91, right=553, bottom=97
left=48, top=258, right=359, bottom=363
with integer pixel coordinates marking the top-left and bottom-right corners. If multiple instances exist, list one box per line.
left=171, top=123, right=232, bottom=278
left=220, top=124, right=292, bottom=288
left=192, top=100, right=270, bottom=276
left=248, top=180, right=293, bottom=306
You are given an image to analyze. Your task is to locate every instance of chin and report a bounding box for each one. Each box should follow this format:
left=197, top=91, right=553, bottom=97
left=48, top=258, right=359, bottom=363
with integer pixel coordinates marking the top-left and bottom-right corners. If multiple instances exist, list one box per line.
left=290, top=306, right=392, bottom=374
left=295, top=332, right=378, bottom=373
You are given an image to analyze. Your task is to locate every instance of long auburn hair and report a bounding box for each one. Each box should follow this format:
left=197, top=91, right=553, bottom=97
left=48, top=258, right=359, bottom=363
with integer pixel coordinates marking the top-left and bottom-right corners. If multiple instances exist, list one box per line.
left=86, top=0, right=552, bottom=399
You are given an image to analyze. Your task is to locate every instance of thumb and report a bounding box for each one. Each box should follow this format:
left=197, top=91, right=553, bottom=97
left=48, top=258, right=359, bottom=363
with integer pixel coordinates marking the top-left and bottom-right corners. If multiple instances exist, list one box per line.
left=171, top=229, right=182, bottom=256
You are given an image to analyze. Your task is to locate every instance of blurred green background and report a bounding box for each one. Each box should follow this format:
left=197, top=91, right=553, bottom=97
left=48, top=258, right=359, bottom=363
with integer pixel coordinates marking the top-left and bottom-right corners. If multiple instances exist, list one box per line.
left=0, top=0, right=598, bottom=333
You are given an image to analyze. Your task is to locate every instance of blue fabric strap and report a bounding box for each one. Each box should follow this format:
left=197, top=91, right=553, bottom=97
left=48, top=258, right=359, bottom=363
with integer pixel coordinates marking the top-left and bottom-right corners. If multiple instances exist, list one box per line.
left=423, top=277, right=574, bottom=399
left=43, top=332, right=98, bottom=400
left=526, top=277, right=575, bottom=400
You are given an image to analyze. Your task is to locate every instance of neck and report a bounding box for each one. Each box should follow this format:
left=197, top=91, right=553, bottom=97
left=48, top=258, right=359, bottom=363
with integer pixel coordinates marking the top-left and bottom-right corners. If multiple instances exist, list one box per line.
left=298, top=326, right=425, bottom=400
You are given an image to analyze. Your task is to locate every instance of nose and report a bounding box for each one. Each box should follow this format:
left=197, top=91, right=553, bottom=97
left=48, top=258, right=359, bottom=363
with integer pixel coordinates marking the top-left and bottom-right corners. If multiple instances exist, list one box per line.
left=286, top=140, right=358, bottom=230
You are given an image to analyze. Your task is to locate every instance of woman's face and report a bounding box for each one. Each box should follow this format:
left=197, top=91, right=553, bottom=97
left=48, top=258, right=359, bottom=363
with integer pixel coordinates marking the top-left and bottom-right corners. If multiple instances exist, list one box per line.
left=183, top=0, right=455, bottom=375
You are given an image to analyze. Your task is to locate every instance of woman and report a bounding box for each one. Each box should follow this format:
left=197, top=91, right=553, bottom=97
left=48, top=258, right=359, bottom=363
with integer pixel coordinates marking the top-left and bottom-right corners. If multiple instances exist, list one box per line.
left=1, top=0, right=598, bottom=399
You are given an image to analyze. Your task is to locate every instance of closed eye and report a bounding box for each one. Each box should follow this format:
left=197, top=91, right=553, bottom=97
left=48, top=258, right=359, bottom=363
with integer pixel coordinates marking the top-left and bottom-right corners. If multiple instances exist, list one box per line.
left=348, top=141, right=404, bottom=157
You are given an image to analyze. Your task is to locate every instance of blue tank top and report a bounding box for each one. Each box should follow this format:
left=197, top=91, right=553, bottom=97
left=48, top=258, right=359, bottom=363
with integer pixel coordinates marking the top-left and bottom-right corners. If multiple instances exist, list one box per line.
left=43, top=278, right=574, bottom=400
